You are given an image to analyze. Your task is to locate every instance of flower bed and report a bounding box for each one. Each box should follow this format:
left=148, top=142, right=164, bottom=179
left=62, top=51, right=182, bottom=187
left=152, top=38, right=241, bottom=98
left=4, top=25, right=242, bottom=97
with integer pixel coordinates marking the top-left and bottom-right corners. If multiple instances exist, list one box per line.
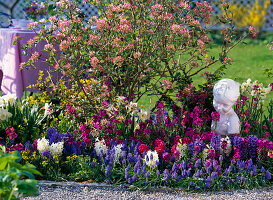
left=1, top=0, right=273, bottom=198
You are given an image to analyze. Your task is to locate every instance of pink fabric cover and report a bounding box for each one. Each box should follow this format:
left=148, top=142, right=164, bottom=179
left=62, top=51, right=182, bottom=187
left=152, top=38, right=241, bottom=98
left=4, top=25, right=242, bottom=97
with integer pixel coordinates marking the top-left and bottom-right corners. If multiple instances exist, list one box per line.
left=0, top=29, right=56, bottom=98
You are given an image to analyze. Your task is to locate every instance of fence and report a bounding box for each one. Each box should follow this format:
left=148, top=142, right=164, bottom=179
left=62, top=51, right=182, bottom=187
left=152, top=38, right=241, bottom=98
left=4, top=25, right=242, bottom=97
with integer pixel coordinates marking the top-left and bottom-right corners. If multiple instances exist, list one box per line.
left=0, top=0, right=273, bottom=31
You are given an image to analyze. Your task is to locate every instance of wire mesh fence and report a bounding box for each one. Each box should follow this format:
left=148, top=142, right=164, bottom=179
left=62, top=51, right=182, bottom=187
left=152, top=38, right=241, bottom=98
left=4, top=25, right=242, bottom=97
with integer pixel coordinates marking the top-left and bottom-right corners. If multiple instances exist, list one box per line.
left=0, top=0, right=272, bottom=31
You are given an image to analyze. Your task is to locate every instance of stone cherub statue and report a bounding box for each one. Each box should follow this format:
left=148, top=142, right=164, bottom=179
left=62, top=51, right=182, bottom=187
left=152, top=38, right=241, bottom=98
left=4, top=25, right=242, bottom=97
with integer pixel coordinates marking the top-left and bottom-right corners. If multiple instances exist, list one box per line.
left=211, top=79, right=241, bottom=137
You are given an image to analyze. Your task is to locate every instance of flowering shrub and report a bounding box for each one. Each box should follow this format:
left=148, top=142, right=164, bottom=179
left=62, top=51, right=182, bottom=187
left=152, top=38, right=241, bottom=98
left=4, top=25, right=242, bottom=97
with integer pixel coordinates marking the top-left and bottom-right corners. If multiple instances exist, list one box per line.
left=20, top=0, right=256, bottom=119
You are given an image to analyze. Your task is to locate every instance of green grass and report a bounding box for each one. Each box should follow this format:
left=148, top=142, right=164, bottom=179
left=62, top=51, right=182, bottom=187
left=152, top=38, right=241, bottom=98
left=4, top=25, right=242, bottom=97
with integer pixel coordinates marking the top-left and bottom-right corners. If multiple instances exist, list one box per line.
left=138, top=43, right=273, bottom=109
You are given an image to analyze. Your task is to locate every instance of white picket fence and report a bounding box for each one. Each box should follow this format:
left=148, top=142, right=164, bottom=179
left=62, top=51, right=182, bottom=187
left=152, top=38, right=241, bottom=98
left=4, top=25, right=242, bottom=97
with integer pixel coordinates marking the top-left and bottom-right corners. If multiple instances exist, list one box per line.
left=0, top=0, right=273, bottom=31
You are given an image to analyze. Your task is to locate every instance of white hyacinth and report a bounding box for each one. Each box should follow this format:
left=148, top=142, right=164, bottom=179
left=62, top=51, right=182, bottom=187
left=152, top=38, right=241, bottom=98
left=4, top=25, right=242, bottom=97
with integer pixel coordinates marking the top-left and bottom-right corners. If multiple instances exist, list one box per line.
left=37, top=137, right=50, bottom=154
left=113, top=144, right=123, bottom=164
left=220, top=136, right=232, bottom=157
left=176, top=142, right=188, bottom=161
left=94, top=138, right=108, bottom=156
left=145, top=150, right=159, bottom=168
left=49, top=141, right=64, bottom=156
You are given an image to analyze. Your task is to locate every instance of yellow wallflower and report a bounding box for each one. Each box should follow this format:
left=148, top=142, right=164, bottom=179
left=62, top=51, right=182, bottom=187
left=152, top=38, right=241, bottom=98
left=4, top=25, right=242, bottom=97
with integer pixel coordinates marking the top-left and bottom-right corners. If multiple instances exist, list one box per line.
left=42, top=160, right=48, bottom=167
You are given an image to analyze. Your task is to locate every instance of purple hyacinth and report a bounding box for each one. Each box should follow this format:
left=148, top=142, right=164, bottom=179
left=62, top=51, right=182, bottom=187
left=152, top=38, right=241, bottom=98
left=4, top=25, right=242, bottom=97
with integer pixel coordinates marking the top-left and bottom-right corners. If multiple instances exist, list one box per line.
left=163, top=169, right=170, bottom=181
left=105, top=165, right=111, bottom=177
left=172, top=162, right=177, bottom=172
left=172, top=171, right=178, bottom=179
left=145, top=171, right=149, bottom=178
left=42, top=150, right=51, bottom=160
left=182, top=161, right=186, bottom=170
left=137, top=168, right=141, bottom=175
left=24, top=141, right=34, bottom=152
left=210, top=134, right=221, bottom=152
left=248, top=135, right=258, bottom=160
left=211, top=172, right=218, bottom=180
left=194, top=159, right=201, bottom=169
left=47, top=127, right=63, bottom=145
left=266, top=170, right=271, bottom=180
left=125, top=166, right=130, bottom=179
left=132, top=174, right=137, bottom=182
left=90, top=161, right=95, bottom=168
left=206, top=176, right=212, bottom=188
left=156, top=170, right=160, bottom=176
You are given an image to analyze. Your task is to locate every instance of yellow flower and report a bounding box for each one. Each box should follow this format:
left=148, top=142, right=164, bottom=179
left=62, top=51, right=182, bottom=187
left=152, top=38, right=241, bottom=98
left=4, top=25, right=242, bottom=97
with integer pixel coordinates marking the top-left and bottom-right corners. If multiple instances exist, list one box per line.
left=42, top=160, right=48, bottom=167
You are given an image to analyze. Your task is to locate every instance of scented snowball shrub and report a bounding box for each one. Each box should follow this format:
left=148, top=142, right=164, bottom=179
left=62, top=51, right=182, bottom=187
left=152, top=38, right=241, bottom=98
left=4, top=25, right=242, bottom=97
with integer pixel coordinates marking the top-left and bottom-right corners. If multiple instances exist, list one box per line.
left=20, top=0, right=256, bottom=118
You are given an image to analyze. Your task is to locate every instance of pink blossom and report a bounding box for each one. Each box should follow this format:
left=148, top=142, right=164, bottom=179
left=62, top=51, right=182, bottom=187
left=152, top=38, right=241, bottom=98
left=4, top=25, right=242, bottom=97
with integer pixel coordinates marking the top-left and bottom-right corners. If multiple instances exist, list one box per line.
left=113, top=56, right=124, bottom=66
left=179, top=1, right=190, bottom=10
left=44, top=44, right=56, bottom=52
left=223, top=57, right=233, bottom=65
left=30, top=51, right=39, bottom=62
left=162, top=79, right=172, bottom=89
left=27, top=22, right=39, bottom=29
left=248, top=26, right=257, bottom=37
left=49, top=16, right=58, bottom=23
left=133, top=51, right=141, bottom=59
left=90, top=57, right=100, bottom=66
left=96, top=18, right=110, bottom=31
left=171, top=24, right=181, bottom=34
left=59, top=40, right=70, bottom=51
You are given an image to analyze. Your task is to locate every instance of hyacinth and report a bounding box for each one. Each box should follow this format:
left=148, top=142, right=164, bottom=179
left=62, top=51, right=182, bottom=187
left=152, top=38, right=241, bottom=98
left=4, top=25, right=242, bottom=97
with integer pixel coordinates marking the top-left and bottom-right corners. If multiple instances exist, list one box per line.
left=220, top=136, right=232, bottom=157
left=176, top=142, right=188, bottom=161
left=47, top=127, right=64, bottom=145
left=248, top=135, right=258, bottom=160
left=37, top=137, right=50, bottom=154
left=42, top=150, right=51, bottom=160
left=49, top=141, right=64, bottom=156
left=113, top=144, right=123, bottom=164
left=144, top=150, right=159, bottom=168
left=94, top=138, right=108, bottom=156
left=210, top=134, right=221, bottom=152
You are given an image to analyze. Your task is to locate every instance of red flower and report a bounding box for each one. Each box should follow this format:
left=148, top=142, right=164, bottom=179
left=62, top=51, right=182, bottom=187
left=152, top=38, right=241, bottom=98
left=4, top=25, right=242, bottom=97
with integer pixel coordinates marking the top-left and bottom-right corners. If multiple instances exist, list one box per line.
left=139, top=144, right=149, bottom=157
left=182, top=137, right=191, bottom=144
left=154, top=139, right=165, bottom=156
left=163, top=152, right=171, bottom=162
left=171, top=145, right=180, bottom=161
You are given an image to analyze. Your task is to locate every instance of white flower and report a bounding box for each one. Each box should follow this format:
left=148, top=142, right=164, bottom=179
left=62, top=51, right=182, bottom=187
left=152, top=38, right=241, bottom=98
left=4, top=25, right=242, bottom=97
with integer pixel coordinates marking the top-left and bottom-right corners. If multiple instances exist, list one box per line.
left=113, top=144, right=123, bottom=164
left=94, top=138, right=108, bottom=156
left=134, top=123, right=140, bottom=131
left=44, top=103, right=53, bottom=116
left=126, top=102, right=138, bottom=114
left=138, top=109, right=151, bottom=122
left=0, top=108, right=12, bottom=121
left=176, top=142, right=187, bottom=161
left=220, top=136, right=232, bottom=156
left=145, top=150, right=159, bottom=168
left=0, top=93, right=17, bottom=107
left=49, top=141, right=64, bottom=156
left=37, top=137, right=49, bottom=153
left=246, top=78, right=251, bottom=84
left=115, top=96, right=126, bottom=106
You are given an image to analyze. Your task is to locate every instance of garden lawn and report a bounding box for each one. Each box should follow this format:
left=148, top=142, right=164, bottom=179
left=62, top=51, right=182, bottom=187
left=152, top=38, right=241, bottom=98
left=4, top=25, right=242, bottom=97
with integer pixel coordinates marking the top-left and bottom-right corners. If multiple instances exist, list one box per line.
left=138, top=43, right=273, bottom=109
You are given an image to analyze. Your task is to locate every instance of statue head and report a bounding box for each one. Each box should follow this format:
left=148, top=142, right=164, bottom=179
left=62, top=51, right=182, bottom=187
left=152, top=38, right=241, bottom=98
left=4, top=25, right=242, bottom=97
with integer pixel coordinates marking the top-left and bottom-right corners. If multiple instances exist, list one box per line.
left=213, top=79, right=240, bottom=115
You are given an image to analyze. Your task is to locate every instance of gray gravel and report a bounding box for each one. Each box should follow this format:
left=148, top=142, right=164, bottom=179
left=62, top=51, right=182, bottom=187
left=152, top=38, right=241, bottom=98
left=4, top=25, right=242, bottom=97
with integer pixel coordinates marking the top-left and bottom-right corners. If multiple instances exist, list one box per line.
left=23, top=181, right=273, bottom=200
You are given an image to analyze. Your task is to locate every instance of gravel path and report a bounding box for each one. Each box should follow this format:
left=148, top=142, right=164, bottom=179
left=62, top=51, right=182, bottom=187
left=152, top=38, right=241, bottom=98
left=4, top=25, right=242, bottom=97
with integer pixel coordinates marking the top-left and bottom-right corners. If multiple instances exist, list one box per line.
left=23, top=181, right=273, bottom=200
